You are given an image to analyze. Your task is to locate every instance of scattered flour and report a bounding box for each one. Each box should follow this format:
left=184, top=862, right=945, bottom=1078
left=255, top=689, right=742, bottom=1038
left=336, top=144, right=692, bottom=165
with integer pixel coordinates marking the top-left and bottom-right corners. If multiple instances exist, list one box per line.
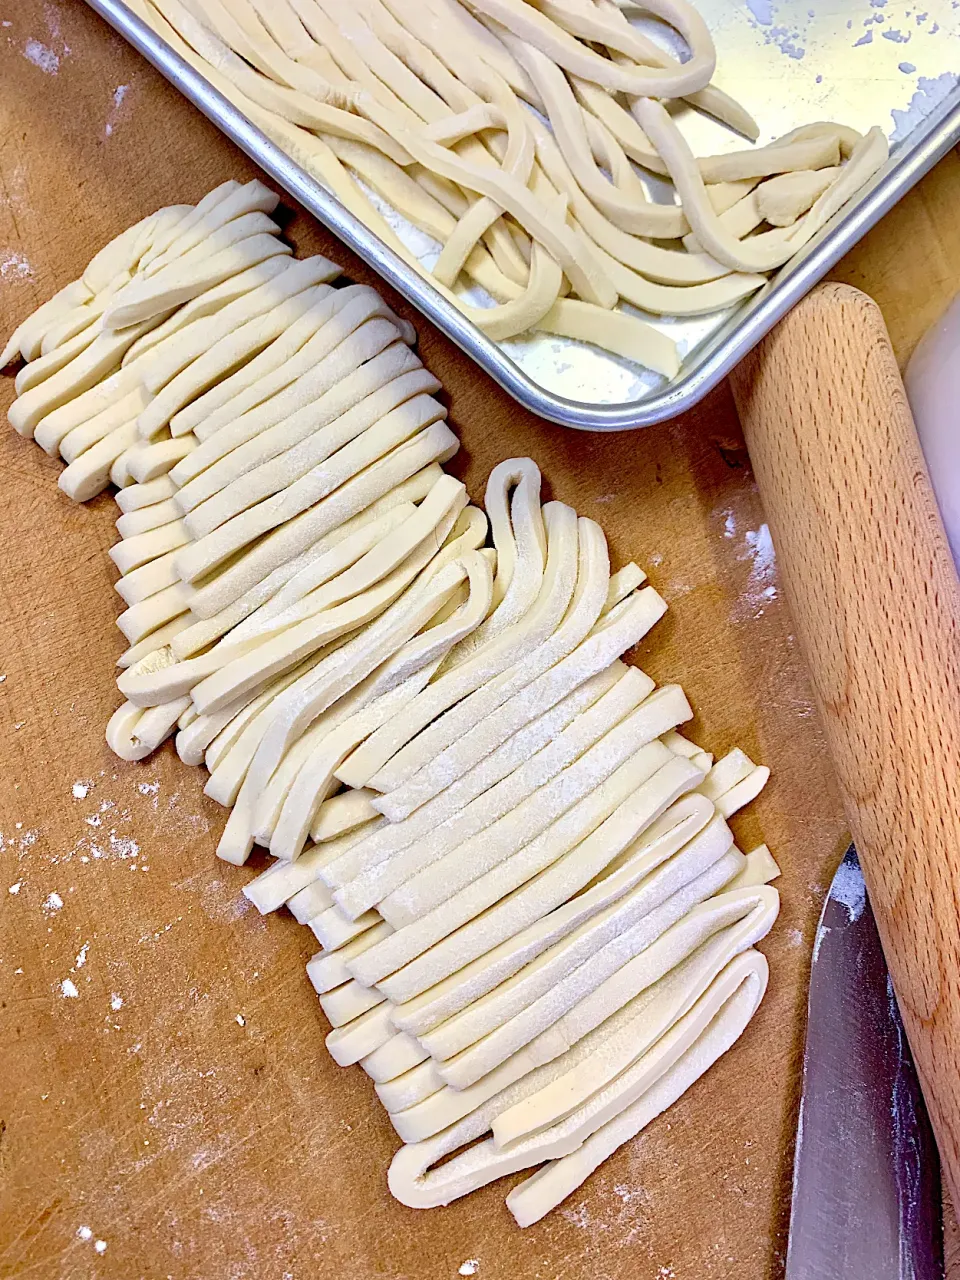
left=719, top=510, right=779, bottom=619
left=75, top=942, right=90, bottom=968
left=75, top=1226, right=106, bottom=1254
left=561, top=1203, right=591, bottom=1228
left=23, top=38, right=58, bottom=73
left=72, top=781, right=90, bottom=799
left=459, top=1262, right=479, bottom=1276
left=235, top=1013, right=246, bottom=1026
left=42, top=891, right=64, bottom=915
left=60, top=978, right=79, bottom=998
left=831, top=858, right=867, bottom=922
left=111, top=993, right=124, bottom=1011
left=891, top=73, right=959, bottom=142
left=8, top=882, right=21, bottom=895
left=0, top=251, right=34, bottom=280
left=104, top=83, right=129, bottom=138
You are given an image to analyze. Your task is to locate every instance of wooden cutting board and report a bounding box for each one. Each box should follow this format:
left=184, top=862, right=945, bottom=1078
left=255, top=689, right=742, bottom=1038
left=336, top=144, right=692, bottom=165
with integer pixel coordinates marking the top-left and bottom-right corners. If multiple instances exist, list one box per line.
left=1, top=6, right=958, bottom=1277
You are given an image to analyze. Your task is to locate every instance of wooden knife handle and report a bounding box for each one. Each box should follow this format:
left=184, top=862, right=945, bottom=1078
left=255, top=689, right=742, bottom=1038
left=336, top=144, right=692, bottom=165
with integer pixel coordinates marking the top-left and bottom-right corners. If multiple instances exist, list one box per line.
left=730, top=282, right=960, bottom=1207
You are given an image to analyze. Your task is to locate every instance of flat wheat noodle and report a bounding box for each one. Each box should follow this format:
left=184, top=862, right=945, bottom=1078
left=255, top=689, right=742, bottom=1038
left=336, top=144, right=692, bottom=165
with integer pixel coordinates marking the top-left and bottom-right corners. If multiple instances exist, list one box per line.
left=321, top=665, right=628, bottom=899
left=380, top=818, right=738, bottom=1138
left=137, top=180, right=259, bottom=271
left=138, top=286, right=329, bottom=441
left=202, top=483, right=471, bottom=711
left=1, top=278, right=94, bottom=369
left=8, top=310, right=169, bottom=440
left=125, top=433, right=196, bottom=484
left=372, top=752, right=708, bottom=1004
left=391, top=796, right=720, bottom=1040
left=310, top=789, right=381, bottom=843
left=337, top=500, right=578, bottom=790
left=636, top=99, right=888, bottom=274
left=528, top=120, right=728, bottom=287
left=253, top=660, right=447, bottom=853
left=498, top=31, right=686, bottom=241
left=168, top=298, right=327, bottom=438
left=395, top=852, right=741, bottom=1128
left=418, top=817, right=734, bottom=1068
left=309, top=0, right=532, bottom=285
left=175, top=390, right=446, bottom=585
left=372, top=584, right=667, bottom=817
left=214, top=554, right=475, bottom=863
left=187, top=502, right=419, bottom=656
left=137, top=252, right=339, bottom=394
left=172, top=287, right=415, bottom=490
left=13, top=312, right=107, bottom=398
left=116, top=475, right=178, bottom=515
left=123, top=256, right=293, bottom=369
left=179, top=433, right=455, bottom=621
left=350, top=741, right=693, bottom=988
left=114, top=546, right=182, bottom=604
left=438, top=869, right=772, bottom=1092
left=505, top=963, right=762, bottom=1224
left=461, top=0, right=715, bottom=96
left=161, top=0, right=411, bottom=164
left=182, top=350, right=432, bottom=536
left=334, top=666, right=647, bottom=921
left=359, top=0, right=536, bottom=281
left=441, top=457, right=545, bottom=670
left=389, top=952, right=765, bottom=1211
left=171, top=476, right=434, bottom=656
left=37, top=378, right=148, bottom=460
left=120, top=484, right=465, bottom=710
left=309, top=924, right=392, bottom=993
left=584, top=0, right=757, bottom=138
left=270, top=554, right=493, bottom=859
left=372, top=514, right=608, bottom=811
left=381, top=843, right=742, bottom=1126
left=105, top=215, right=290, bottom=330
left=378, top=684, right=693, bottom=930
left=493, top=884, right=778, bottom=1144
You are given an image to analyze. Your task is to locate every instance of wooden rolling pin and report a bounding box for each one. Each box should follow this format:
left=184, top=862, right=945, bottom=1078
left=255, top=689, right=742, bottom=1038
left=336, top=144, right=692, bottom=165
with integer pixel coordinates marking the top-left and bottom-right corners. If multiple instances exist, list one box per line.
left=730, top=281, right=960, bottom=1209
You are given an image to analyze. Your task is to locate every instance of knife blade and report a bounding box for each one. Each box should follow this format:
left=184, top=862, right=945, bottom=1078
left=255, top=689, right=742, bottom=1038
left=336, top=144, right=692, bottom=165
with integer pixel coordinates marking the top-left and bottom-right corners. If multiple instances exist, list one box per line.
left=785, top=845, right=943, bottom=1280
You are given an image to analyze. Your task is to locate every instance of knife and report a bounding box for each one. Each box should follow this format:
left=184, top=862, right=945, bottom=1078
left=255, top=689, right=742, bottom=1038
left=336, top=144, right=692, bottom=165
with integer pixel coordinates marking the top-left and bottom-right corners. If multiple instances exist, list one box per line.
left=785, top=845, right=943, bottom=1280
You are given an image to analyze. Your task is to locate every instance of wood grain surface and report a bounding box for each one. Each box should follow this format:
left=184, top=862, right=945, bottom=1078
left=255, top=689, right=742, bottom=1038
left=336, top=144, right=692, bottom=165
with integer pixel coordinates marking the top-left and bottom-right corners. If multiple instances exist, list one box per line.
left=0, top=4, right=957, bottom=1278
left=731, top=282, right=960, bottom=1212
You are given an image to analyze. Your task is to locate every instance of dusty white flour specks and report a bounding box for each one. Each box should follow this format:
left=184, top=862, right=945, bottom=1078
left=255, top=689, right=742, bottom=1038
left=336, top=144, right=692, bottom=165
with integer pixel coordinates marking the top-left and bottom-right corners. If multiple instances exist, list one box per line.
left=8, top=882, right=22, bottom=895
left=111, top=993, right=123, bottom=1011
left=104, top=83, right=129, bottom=137
left=76, top=1226, right=93, bottom=1241
left=22, top=38, right=58, bottom=73
left=75, top=942, right=90, bottom=968
left=0, top=251, right=34, bottom=280
left=561, top=1203, right=591, bottom=1228
left=830, top=859, right=866, bottom=922
left=458, top=1261, right=479, bottom=1276
left=72, top=781, right=90, bottom=799
left=721, top=508, right=779, bottom=620
left=60, top=978, right=79, bottom=998
left=42, top=890, right=63, bottom=915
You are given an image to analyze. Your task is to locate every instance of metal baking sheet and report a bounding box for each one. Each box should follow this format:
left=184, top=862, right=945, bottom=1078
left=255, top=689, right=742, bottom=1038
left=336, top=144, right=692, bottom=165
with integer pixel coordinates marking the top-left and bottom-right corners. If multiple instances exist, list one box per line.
left=86, top=0, right=960, bottom=430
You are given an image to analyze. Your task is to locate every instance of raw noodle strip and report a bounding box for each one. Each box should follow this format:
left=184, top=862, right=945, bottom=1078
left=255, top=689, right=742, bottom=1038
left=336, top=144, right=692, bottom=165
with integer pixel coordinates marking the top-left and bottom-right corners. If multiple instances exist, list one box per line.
left=334, top=667, right=647, bottom=920
left=337, top=501, right=579, bottom=789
